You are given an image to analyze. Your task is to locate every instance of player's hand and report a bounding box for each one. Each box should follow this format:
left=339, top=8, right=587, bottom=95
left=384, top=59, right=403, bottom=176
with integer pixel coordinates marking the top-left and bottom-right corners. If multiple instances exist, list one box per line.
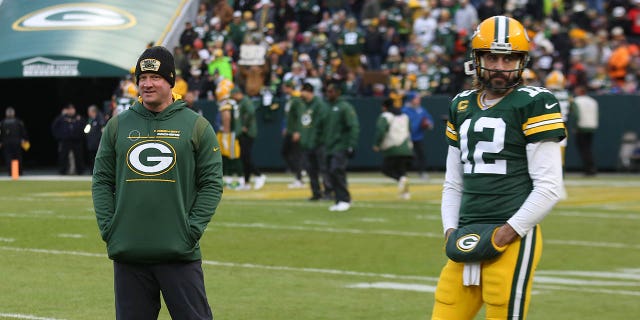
left=493, top=223, right=518, bottom=247
left=444, top=228, right=456, bottom=240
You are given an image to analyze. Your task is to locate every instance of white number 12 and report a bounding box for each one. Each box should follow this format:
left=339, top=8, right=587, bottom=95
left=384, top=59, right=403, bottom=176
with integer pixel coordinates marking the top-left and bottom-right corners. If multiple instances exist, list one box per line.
left=459, top=117, right=507, bottom=174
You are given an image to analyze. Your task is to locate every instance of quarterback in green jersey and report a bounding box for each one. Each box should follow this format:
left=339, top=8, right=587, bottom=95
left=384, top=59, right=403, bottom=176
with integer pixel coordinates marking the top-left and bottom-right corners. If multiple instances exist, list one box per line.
left=432, top=16, right=566, bottom=320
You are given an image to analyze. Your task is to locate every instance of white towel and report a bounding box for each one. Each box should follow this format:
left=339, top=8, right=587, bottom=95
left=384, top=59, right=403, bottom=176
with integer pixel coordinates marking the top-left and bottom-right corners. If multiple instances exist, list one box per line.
left=463, top=263, right=481, bottom=286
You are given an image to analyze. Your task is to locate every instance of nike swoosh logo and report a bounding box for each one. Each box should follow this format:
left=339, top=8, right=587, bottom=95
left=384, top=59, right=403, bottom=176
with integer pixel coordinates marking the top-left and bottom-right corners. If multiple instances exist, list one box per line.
left=213, top=147, right=220, bottom=152
left=545, top=102, right=558, bottom=109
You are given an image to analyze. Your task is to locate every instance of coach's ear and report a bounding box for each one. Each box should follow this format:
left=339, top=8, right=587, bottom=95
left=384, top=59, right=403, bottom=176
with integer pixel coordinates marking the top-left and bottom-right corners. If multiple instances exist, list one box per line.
left=445, top=224, right=506, bottom=263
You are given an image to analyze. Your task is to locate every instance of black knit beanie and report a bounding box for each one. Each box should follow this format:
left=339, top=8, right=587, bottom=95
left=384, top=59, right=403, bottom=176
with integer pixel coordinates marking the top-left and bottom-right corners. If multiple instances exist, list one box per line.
left=135, top=46, right=175, bottom=88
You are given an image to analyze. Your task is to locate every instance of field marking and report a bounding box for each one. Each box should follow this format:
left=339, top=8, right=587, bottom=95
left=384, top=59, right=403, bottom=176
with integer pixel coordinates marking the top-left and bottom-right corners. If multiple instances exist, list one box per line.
left=359, top=218, right=388, bottom=223
left=0, top=238, right=15, bottom=242
left=346, top=282, right=437, bottom=292
left=546, top=239, right=640, bottom=250
left=534, top=284, right=640, bottom=296
left=213, top=222, right=443, bottom=238
left=2, top=246, right=640, bottom=297
left=0, top=313, right=66, bottom=320
left=56, top=234, right=85, bottom=239
left=3, top=210, right=639, bottom=250
left=555, top=211, right=640, bottom=220
left=537, top=270, right=640, bottom=281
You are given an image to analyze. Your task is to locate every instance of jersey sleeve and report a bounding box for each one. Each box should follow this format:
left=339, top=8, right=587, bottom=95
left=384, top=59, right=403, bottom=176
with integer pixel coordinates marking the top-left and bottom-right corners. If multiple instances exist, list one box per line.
left=445, top=99, right=459, bottom=148
left=521, top=91, right=566, bottom=143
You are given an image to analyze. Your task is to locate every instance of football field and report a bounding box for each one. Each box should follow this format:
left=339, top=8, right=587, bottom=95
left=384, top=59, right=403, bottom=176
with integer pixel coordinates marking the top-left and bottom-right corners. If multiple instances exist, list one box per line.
left=0, top=173, right=639, bottom=319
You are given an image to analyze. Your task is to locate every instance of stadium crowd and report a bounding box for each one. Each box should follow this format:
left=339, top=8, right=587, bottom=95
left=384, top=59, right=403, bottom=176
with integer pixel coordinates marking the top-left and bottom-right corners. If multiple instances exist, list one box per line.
left=148, top=0, right=640, bottom=103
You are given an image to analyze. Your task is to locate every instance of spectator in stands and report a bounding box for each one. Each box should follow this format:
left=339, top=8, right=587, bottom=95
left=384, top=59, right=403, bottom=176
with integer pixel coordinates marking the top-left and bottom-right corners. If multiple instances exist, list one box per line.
left=227, top=11, right=247, bottom=49
left=454, top=0, right=479, bottom=35
left=412, top=8, right=438, bottom=48
left=208, top=49, right=233, bottom=82
left=0, top=106, right=29, bottom=176
left=608, top=27, right=637, bottom=88
left=363, top=18, right=385, bottom=70
left=51, top=103, right=85, bottom=175
left=179, top=21, right=198, bottom=50
left=337, top=17, right=365, bottom=71
left=295, top=0, right=321, bottom=32
left=401, top=91, right=433, bottom=179
left=173, top=71, right=189, bottom=97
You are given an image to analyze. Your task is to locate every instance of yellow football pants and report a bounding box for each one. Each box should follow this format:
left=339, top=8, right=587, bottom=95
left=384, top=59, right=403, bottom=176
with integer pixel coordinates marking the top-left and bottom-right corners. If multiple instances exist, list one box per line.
left=432, top=226, right=542, bottom=320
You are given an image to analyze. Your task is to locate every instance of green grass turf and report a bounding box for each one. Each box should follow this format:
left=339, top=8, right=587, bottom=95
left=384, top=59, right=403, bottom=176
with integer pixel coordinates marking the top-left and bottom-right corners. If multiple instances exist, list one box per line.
left=0, top=173, right=639, bottom=319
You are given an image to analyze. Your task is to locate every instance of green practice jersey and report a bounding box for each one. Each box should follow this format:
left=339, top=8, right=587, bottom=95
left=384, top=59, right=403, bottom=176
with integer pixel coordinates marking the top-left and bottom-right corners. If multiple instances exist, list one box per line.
left=445, top=86, right=566, bottom=226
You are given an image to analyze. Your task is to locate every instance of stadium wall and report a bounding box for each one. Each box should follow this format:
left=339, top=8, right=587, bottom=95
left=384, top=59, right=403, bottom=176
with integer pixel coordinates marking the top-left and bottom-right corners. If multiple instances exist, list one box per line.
left=195, top=94, right=639, bottom=172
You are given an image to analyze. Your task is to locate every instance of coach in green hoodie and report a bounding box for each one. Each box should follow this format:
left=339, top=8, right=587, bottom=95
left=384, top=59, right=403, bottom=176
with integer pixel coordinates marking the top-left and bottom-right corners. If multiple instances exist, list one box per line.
left=92, top=46, right=222, bottom=320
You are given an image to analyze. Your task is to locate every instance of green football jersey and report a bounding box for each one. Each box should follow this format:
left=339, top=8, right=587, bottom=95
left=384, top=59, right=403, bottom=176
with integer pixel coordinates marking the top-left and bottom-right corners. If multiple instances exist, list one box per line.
left=445, top=86, right=566, bottom=226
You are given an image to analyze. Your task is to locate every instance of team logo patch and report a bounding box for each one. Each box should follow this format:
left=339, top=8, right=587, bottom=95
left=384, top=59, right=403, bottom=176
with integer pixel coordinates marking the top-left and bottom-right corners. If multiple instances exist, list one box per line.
left=140, top=59, right=161, bottom=72
left=456, top=234, right=480, bottom=252
left=301, top=113, right=312, bottom=126
left=457, top=100, right=469, bottom=112
left=127, top=140, right=176, bottom=176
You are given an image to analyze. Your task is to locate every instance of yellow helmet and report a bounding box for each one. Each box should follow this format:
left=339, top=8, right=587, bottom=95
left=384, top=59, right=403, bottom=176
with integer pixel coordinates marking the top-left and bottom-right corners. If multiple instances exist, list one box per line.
left=521, top=68, right=537, bottom=81
left=545, top=70, right=566, bottom=90
left=471, top=16, right=530, bottom=88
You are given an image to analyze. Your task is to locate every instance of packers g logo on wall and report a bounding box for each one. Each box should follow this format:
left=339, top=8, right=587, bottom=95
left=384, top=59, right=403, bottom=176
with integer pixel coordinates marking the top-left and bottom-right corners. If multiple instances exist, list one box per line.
left=127, top=140, right=176, bottom=176
left=13, top=3, right=136, bottom=31
left=456, top=234, right=480, bottom=252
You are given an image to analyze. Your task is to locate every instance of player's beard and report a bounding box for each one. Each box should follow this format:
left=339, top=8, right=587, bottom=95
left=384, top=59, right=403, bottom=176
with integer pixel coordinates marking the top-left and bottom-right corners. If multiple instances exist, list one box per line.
left=483, top=70, right=519, bottom=95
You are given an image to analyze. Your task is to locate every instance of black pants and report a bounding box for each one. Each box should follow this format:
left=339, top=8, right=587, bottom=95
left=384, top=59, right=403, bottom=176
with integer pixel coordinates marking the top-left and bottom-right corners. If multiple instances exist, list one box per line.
left=87, top=148, right=98, bottom=174
left=327, top=150, right=350, bottom=203
left=2, top=142, right=23, bottom=176
left=114, top=260, right=213, bottom=320
left=239, top=135, right=261, bottom=183
left=411, top=140, right=427, bottom=175
left=281, top=134, right=302, bottom=181
left=303, top=147, right=333, bottom=198
left=576, top=131, right=597, bottom=175
left=382, top=156, right=412, bottom=181
left=57, top=140, right=84, bottom=175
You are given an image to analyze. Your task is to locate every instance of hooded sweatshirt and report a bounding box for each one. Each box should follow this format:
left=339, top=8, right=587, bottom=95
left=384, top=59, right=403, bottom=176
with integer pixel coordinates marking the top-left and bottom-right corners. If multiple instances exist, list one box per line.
left=92, top=98, right=223, bottom=264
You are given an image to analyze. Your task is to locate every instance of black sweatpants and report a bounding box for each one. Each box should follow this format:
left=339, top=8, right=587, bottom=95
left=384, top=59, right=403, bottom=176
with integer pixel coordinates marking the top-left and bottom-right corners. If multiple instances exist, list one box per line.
left=239, top=134, right=261, bottom=183
left=381, top=156, right=413, bottom=181
left=327, top=150, right=350, bottom=203
left=114, top=260, right=213, bottom=320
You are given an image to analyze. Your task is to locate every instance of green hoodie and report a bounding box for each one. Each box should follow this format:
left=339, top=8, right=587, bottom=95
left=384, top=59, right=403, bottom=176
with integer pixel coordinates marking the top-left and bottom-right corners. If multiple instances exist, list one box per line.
left=299, top=96, right=327, bottom=150
left=324, top=97, right=360, bottom=155
left=92, top=99, right=223, bottom=264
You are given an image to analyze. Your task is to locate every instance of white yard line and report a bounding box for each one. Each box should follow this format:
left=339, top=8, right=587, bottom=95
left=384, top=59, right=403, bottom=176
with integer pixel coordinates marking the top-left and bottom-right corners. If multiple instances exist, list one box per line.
left=2, top=246, right=639, bottom=297
left=2, top=211, right=639, bottom=249
left=0, top=313, right=66, bottom=320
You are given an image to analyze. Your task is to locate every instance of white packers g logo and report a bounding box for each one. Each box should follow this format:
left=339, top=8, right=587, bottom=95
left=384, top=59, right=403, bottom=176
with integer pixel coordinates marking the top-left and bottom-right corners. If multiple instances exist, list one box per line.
left=127, top=140, right=176, bottom=176
left=456, top=234, right=480, bottom=252
left=301, top=113, right=312, bottom=127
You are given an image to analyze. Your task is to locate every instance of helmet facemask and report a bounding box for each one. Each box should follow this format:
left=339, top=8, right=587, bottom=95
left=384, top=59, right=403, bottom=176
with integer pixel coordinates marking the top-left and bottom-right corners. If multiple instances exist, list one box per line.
left=473, top=50, right=529, bottom=93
